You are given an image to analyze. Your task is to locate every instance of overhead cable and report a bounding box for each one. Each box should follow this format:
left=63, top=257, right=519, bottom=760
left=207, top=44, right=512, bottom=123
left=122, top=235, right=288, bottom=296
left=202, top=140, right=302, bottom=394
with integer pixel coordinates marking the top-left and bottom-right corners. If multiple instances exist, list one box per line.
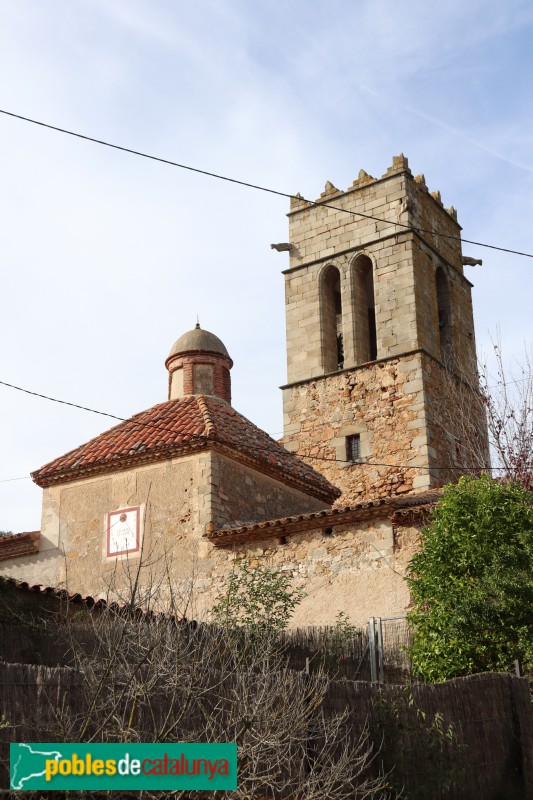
left=0, top=377, right=524, bottom=475
left=0, top=108, right=531, bottom=259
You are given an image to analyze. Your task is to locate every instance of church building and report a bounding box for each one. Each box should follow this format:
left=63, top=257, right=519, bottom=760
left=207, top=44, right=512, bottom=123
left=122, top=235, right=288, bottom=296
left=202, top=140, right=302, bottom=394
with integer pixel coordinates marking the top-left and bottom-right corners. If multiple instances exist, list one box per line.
left=0, top=155, right=488, bottom=625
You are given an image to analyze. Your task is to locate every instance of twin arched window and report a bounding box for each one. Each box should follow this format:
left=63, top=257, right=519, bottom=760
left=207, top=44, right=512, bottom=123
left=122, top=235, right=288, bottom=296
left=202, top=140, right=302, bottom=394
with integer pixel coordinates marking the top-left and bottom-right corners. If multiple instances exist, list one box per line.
left=319, top=257, right=454, bottom=374
left=320, top=256, right=377, bottom=372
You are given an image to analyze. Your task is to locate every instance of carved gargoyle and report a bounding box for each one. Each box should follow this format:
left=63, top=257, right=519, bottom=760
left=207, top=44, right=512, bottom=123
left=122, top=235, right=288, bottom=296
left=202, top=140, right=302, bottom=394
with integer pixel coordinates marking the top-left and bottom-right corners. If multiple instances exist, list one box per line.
left=270, top=243, right=294, bottom=252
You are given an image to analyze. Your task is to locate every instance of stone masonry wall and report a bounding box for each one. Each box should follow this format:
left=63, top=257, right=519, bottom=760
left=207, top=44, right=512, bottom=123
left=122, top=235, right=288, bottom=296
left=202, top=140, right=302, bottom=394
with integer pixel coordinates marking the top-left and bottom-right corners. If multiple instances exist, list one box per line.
left=27, top=452, right=419, bottom=626
left=411, top=236, right=477, bottom=372
left=1, top=454, right=210, bottom=600
left=210, top=452, right=328, bottom=530
left=283, top=352, right=432, bottom=503
left=422, top=352, right=490, bottom=485
left=288, top=156, right=461, bottom=271
left=2, top=451, right=420, bottom=626
left=284, top=233, right=419, bottom=383
left=195, top=517, right=421, bottom=626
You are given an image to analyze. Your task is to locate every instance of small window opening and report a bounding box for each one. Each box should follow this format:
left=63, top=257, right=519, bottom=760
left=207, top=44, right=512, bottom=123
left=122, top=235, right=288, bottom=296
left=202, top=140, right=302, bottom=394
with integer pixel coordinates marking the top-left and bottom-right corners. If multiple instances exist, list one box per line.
left=337, top=333, right=344, bottom=370
left=323, top=527, right=333, bottom=537
left=321, top=265, right=344, bottom=373
left=352, top=255, right=377, bottom=364
left=346, top=434, right=361, bottom=462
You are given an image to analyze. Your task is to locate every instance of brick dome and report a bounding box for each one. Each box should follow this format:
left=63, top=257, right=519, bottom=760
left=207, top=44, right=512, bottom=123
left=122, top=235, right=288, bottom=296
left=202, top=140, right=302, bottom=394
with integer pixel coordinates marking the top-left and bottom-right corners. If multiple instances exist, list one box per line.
left=165, top=324, right=233, bottom=404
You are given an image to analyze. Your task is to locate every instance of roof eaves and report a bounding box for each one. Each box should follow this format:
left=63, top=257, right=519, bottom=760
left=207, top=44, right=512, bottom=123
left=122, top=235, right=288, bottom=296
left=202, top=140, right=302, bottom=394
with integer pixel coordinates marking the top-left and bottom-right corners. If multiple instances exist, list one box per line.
left=205, top=489, right=442, bottom=547
left=0, top=575, right=177, bottom=620
left=0, top=531, right=40, bottom=562
left=31, top=438, right=212, bottom=488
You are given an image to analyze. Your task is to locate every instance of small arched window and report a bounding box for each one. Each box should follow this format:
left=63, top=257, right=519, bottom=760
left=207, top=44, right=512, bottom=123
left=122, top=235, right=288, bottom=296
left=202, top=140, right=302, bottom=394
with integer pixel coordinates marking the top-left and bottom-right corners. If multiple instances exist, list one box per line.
left=320, top=265, right=344, bottom=372
left=352, top=255, right=377, bottom=363
left=436, top=267, right=452, bottom=365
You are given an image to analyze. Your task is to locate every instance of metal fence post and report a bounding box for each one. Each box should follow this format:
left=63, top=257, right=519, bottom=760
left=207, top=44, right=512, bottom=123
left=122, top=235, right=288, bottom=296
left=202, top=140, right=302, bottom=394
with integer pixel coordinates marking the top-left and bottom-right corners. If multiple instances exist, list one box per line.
left=376, top=616, right=384, bottom=684
left=368, top=617, right=377, bottom=682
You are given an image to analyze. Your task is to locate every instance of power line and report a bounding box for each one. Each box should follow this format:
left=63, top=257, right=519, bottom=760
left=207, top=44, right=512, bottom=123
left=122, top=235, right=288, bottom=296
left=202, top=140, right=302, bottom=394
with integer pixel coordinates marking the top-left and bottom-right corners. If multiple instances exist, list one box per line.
left=0, top=377, right=529, bottom=476
left=0, top=379, right=212, bottom=450
left=484, top=375, right=533, bottom=391
left=0, top=379, right=144, bottom=426
left=1, top=108, right=532, bottom=260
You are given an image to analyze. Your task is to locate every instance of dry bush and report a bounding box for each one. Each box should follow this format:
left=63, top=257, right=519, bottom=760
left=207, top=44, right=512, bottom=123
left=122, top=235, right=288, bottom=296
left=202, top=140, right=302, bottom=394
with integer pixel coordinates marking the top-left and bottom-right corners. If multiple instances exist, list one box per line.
left=25, top=561, right=398, bottom=800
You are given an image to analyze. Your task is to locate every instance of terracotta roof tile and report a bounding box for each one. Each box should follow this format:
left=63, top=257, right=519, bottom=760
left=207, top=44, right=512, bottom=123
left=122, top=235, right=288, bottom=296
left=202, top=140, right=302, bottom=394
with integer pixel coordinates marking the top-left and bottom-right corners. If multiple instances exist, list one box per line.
left=0, top=531, right=40, bottom=561
left=0, top=575, right=177, bottom=619
left=205, top=489, right=442, bottom=546
left=32, top=395, right=339, bottom=503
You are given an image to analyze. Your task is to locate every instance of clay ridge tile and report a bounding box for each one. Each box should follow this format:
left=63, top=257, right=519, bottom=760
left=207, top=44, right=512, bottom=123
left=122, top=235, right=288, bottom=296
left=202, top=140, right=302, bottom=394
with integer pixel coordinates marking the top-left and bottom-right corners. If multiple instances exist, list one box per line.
left=202, top=396, right=338, bottom=500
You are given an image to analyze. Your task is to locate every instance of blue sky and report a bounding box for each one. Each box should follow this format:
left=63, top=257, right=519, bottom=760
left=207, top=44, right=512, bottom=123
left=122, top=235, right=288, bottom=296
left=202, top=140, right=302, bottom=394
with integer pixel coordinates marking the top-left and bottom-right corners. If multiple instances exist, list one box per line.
left=1, top=0, right=532, bottom=530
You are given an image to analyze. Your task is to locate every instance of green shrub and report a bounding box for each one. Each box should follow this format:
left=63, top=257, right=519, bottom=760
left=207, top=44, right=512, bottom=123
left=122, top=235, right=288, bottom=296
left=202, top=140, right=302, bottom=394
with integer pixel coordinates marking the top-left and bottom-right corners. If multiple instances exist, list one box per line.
left=407, top=475, right=533, bottom=681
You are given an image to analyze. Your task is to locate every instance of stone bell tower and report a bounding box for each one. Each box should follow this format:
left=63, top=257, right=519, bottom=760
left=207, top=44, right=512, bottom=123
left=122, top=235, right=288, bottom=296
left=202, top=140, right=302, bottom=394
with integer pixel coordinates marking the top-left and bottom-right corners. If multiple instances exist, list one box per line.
left=281, top=155, right=489, bottom=503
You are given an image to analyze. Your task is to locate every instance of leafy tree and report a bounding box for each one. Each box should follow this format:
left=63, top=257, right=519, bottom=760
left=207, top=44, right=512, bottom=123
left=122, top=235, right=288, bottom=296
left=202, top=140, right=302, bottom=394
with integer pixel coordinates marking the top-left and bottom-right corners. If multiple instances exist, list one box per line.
left=210, top=560, right=304, bottom=640
left=407, top=475, right=533, bottom=682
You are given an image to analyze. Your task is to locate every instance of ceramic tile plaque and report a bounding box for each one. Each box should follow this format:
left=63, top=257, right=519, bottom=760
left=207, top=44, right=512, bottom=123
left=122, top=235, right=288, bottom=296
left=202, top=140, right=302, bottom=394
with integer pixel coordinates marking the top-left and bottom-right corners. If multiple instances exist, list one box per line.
left=106, top=506, right=141, bottom=558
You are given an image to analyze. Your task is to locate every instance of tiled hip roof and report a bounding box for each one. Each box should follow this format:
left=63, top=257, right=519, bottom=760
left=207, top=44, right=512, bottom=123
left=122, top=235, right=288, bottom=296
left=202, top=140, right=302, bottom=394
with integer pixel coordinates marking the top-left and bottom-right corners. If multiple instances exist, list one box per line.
left=32, top=395, right=339, bottom=503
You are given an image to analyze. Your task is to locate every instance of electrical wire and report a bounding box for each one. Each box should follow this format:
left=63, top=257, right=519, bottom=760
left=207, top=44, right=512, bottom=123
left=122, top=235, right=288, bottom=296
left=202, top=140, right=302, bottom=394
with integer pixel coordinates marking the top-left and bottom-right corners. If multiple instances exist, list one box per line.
left=1, top=108, right=532, bottom=259
left=0, top=113, right=529, bottom=469
left=0, top=377, right=528, bottom=476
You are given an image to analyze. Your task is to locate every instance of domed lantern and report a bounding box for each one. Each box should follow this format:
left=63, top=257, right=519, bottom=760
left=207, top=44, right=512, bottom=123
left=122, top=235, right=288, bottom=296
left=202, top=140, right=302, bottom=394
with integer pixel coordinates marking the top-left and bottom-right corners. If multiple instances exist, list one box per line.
left=165, top=323, right=233, bottom=404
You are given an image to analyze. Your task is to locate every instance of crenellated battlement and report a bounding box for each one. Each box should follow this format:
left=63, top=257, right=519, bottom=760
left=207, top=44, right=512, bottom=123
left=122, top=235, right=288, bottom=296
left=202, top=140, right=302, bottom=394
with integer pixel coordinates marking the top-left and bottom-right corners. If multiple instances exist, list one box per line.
left=289, top=154, right=459, bottom=224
